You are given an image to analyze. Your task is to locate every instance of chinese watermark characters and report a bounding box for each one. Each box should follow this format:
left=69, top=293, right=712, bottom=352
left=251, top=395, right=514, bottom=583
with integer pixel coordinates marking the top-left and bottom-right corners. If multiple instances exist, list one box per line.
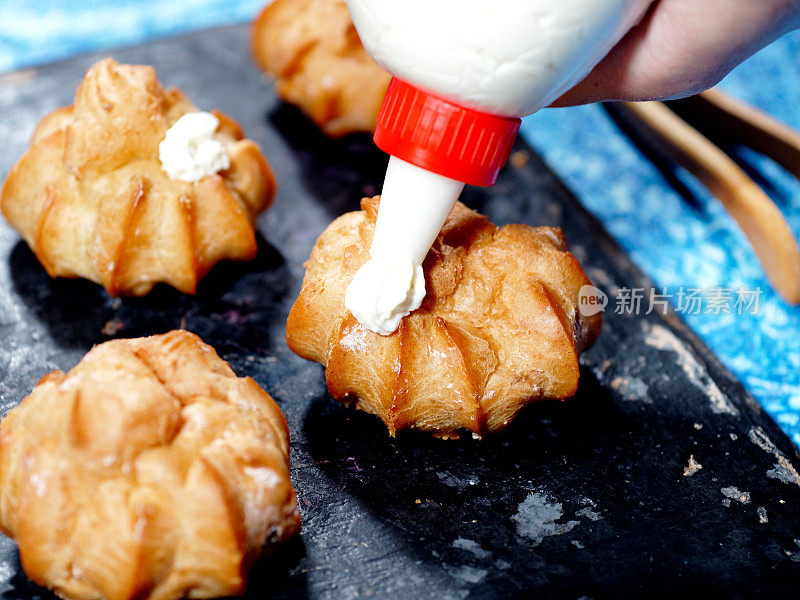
left=578, top=285, right=762, bottom=317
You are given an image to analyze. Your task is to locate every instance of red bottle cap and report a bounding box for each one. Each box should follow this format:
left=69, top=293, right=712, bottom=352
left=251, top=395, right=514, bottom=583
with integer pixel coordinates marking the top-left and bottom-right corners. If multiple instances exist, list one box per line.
left=374, top=78, right=521, bottom=187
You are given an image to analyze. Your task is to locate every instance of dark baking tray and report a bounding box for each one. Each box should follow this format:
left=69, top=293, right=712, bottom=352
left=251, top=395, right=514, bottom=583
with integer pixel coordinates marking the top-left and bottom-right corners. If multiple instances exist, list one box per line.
left=1, top=25, right=800, bottom=600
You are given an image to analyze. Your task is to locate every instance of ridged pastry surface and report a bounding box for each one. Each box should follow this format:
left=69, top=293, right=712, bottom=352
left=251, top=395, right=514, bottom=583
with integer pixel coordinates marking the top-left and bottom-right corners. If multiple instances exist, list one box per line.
left=0, top=58, right=275, bottom=296
left=251, top=0, right=390, bottom=137
left=287, top=197, right=602, bottom=437
left=0, top=330, right=299, bottom=600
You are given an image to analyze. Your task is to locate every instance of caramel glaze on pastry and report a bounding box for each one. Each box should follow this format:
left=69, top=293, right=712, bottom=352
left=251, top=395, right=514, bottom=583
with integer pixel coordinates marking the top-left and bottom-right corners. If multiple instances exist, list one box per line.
left=287, top=197, right=602, bottom=438
left=251, top=0, right=390, bottom=137
left=0, top=330, right=299, bottom=600
left=0, top=58, right=275, bottom=296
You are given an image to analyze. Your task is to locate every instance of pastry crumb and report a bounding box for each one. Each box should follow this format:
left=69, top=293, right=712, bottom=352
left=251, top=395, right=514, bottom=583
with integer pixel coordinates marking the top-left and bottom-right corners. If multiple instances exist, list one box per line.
left=101, top=317, right=124, bottom=336
left=757, top=506, right=768, bottom=523
left=509, top=150, right=529, bottom=168
left=683, top=454, right=702, bottom=476
left=721, top=486, right=750, bottom=504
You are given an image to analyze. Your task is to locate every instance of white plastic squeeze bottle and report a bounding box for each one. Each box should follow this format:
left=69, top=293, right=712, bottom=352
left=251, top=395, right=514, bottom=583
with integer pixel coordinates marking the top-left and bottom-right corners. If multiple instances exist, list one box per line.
left=344, top=0, right=652, bottom=335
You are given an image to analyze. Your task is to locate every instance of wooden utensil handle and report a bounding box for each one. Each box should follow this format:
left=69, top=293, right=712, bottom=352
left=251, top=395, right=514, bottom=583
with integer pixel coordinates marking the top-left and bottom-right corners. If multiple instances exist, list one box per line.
left=612, top=100, right=800, bottom=304
left=668, top=88, right=800, bottom=180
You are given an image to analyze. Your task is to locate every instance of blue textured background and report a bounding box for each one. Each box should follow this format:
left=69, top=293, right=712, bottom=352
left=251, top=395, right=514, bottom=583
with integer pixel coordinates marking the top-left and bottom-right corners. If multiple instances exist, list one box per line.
left=1, top=1, right=799, bottom=445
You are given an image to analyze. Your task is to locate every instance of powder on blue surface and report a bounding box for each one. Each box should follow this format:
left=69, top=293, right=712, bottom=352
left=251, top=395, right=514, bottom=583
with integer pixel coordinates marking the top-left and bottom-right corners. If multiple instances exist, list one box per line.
left=0, top=1, right=798, bottom=446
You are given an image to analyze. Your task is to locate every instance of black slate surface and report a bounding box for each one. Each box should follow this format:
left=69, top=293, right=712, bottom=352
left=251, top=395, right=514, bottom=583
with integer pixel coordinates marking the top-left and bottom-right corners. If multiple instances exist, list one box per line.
left=1, top=25, right=800, bottom=600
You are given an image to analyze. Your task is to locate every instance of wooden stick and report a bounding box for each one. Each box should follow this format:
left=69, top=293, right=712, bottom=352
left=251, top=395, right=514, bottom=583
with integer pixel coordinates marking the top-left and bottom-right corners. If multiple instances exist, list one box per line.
left=614, top=100, right=800, bottom=304
left=669, top=88, right=800, bottom=181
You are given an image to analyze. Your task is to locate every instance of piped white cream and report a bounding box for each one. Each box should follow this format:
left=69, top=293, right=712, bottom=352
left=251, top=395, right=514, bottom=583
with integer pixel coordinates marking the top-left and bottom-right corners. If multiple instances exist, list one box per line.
left=345, top=257, right=426, bottom=336
left=345, top=157, right=464, bottom=335
left=159, top=112, right=230, bottom=182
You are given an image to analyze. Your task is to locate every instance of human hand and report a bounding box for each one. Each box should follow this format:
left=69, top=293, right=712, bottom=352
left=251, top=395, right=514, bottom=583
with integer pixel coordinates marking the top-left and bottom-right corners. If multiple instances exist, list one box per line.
left=554, top=0, right=800, bottom=106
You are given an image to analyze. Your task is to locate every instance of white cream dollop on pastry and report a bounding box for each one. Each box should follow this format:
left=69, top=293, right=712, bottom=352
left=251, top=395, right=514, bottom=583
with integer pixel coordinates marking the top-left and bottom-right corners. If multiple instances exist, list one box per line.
left=345, top=255, right=426, bottom=336
left=159, top=112, right=230, bottom=182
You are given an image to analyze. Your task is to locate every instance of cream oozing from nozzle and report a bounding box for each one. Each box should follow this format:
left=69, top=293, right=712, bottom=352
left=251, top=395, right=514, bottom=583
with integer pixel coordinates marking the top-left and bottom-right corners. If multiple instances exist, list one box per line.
left=345, top=156, right=464, bottom=335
